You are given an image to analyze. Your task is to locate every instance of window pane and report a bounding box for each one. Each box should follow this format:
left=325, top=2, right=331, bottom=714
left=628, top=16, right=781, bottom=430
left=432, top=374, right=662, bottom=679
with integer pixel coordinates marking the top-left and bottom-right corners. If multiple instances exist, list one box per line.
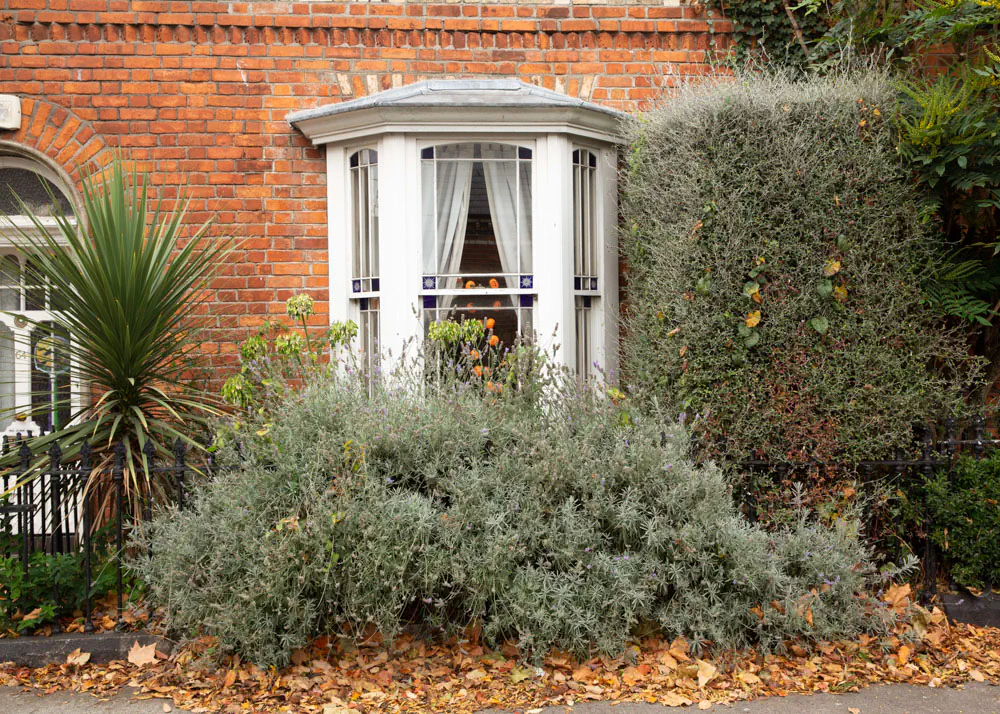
left=24, top=259, right=44, bottom=310
left=422, top=160, right=436, bottom=275
left=0, top=323, right=13, bottom=432
left=0, top=256, right=19, bottom=312
left=572, top=149, right=597, bottom=282
left=575, top=295, right=592, bottom=379
left=30, top=323, right=71, bottom=433
left=350, top=151, right=378, bottom=284
left=424, top=294, right=531, bottom=350
left=423, top=143, right=531, bottom=284
left=0, top=167, right=72, bottom=217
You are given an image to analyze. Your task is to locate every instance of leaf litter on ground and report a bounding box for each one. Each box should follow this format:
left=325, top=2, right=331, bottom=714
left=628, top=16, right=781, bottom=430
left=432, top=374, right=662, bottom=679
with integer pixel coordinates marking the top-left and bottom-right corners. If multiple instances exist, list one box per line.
left=3, top=587, right=1000, bottom=713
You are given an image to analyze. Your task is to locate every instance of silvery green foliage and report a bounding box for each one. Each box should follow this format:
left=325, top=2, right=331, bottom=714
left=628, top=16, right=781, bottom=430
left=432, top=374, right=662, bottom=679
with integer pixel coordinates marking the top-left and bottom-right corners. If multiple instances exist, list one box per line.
left=135, top=364, right=905, bottom=667
left=619, top=68, right=980, bottom=462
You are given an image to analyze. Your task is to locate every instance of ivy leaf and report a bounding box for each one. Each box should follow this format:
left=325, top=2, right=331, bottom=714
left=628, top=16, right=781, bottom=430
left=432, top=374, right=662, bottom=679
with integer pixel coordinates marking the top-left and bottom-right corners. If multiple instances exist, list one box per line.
left=809, top=317, right=830, bottom=334
left=744, top=332, right=761, bottom=348
left=743, top=281, right=761, bottom=299
left=833, top=285, right=848, bottom=302
left=745, top=311, right=761, bottom=328
left=816, top=280, right=834, bottom=298
left=824, top=260, right=842, bottom=277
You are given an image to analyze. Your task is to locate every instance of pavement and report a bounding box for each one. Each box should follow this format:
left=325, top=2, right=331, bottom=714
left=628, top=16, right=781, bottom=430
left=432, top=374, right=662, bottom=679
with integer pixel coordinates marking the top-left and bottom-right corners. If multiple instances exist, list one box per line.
left=1, top=683, right=998, bottom=713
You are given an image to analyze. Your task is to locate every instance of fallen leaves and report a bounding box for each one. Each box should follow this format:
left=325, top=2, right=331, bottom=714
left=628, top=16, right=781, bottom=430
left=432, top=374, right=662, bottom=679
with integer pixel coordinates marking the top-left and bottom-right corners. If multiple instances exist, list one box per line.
left=65, top=649, right=91, bottom=667
left=127, top=641, right=158, bottom=667
left=4, top=595, right=1000, bottom=714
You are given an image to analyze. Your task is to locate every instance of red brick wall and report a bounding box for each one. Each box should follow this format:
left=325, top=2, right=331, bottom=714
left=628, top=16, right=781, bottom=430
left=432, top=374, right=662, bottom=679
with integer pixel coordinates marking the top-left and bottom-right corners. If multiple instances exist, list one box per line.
left=0, top=1, right=729, bottom=374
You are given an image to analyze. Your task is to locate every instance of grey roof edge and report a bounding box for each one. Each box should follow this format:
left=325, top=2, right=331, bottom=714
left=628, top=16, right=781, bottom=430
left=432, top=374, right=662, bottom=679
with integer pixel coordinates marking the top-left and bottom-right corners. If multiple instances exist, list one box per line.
left=286, top=79, right=626, bottom=125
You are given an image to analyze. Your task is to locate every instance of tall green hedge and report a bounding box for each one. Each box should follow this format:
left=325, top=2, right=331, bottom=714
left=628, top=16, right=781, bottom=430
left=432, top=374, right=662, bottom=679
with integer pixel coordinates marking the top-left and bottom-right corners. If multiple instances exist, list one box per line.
left=619, top=70, right=980, bottom=462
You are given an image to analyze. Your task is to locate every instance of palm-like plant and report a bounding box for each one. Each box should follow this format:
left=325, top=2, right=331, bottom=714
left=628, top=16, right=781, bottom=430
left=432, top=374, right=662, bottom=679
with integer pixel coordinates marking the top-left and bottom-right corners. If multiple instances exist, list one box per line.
left=0, top=154, right=232, bottom=503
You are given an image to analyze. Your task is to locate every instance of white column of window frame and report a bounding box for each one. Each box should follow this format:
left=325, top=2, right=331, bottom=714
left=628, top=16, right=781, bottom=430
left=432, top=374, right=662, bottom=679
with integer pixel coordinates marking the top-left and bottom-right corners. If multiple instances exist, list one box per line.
left=533, top=134, right=574, bottom=366
left=375, top=134, right=420, bottom=367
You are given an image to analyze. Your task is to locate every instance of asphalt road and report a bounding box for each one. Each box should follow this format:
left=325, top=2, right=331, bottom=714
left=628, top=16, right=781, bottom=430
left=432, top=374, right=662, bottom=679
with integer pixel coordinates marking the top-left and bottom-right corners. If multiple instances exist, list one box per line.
left=1, top=682, right=998, bottom=713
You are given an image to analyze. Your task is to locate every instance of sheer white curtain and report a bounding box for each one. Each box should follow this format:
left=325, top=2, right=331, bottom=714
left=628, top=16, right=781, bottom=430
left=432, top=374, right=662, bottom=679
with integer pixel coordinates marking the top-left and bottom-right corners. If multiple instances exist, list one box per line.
left=427, top=147, right=474, bottom=309
left=482, top=148, right=529, bottom=288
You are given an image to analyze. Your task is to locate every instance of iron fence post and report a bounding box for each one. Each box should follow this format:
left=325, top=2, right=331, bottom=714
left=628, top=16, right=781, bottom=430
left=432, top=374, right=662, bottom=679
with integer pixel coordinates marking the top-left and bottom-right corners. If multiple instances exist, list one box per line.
left=18, top=440, right=31, bottom=573
left=80, top=441, right=93, bottom=632
left=919, top=426, right=937, bottom=603
left=47, top=442, right=63, bottom=633
left=173, top=438, right=186, bottom=509
left=113, top=440, right=125, bottom=627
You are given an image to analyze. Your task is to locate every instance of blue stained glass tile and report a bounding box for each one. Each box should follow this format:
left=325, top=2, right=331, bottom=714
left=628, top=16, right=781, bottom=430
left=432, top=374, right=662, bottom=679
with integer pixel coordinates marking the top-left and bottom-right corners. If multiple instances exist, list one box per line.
left=574, top=277, right=581, bottom=290
left=583, top=296, right=592, bottom=308
left=422, top=276, right=436, bottom=290
left=372, top=278, right=380, bottom=291
left=520, top=274, right=533, bottom=289
left=422, top=295, right=436, bottom=309
left=591, top=278, right=598, bottom=291
left=519, top=294, right=533, bottom=308
left=359, top=298, right=369, bottom=311
left=352, top=279, right=362, bottom=293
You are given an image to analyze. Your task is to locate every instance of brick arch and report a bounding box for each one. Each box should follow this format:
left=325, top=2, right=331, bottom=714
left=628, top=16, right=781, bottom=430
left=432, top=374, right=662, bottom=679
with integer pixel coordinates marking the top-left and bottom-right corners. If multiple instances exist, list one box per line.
left=0, top=97, right=108, bottom=195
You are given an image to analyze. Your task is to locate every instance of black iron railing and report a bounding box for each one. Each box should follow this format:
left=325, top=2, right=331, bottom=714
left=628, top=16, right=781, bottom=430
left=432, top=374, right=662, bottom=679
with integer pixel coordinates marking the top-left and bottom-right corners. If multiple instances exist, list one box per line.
left=0, top=435, right=201, bottom=631
left=709, top=415, right=1000, bottom=600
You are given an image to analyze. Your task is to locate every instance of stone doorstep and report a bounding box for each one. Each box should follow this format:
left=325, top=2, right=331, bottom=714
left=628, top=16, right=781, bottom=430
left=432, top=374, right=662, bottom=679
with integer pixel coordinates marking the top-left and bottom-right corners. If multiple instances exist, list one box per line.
left=0, top=632, right=174, bottom=668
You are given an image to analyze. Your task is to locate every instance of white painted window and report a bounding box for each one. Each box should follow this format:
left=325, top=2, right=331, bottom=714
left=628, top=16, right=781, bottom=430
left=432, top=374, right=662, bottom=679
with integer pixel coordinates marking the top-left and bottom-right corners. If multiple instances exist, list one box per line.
left=419, top=142, right=534, bottom=348
left=348, top=149, right=380, bottom=373
left=292, top=80, right=621, bottom=375
left=572, top=148, right=601, bottom=378
left=0, top=154, right=81, bottom=437
left=573, top=149, right=599, bottom=292
left=575, top=295, right=593, bottom=379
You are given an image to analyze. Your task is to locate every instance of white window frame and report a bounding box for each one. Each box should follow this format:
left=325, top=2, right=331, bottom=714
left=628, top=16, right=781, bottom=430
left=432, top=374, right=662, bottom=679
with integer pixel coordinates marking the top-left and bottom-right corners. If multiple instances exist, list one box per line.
left=0, top=153, right=85, bottom=438
left=418, top=139, right=536, bottom=343
left=346, top=147, right=381, bottom=374
left=301, top=82, right=622, bottom=376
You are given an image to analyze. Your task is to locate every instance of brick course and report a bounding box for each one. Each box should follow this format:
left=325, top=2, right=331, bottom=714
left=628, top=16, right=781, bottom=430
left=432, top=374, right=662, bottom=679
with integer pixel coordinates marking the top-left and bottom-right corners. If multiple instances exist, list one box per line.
left=0, top=1, right=729, bottom=374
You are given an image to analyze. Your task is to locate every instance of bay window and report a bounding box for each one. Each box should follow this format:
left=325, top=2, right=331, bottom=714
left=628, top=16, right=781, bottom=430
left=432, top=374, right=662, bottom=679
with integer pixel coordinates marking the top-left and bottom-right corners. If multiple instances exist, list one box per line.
left=289, top=79, right=622, bottom=377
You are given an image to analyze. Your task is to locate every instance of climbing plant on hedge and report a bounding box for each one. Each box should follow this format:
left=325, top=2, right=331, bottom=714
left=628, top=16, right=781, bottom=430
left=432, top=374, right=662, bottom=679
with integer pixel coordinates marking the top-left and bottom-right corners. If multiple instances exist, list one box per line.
left=619, top=70, right=980, bottom=462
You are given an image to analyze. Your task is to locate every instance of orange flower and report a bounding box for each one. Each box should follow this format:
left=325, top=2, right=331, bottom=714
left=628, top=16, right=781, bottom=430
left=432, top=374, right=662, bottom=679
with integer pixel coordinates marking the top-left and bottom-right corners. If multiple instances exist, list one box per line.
left=473, top=365, right=483, bottom=377
left=485, top=318, right=495, bottom=329
left=489, top=278, right=500, bottom=289
left=470, top=349, right=480, bottom=359
left=465, top=280, right=476, bottom=289
left=489, top=334, right=499, bottom=347
left=487, top=381, right=502, bottom=394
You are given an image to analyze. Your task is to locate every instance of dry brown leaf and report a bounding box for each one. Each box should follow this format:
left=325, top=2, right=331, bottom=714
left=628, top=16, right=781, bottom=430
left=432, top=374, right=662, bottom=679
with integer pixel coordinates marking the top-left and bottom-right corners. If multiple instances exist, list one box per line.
left=127, top=641, right=158, bottom=667
left=222, top=669, right=237, bottom=688
left=897, top=645, right=910, bottom=666
left=848, top=708, right=860, bottom=714
left=65, top=649, right=91, bottom=667
left=696, top=659, right=718, bottom=689
left=698, top=701, right=713, bottom=711
left=162, top=704, right=172, bottom=713
left=737, top=671, right=761, bottom=685
left=970, top=669, right=986, bottom=682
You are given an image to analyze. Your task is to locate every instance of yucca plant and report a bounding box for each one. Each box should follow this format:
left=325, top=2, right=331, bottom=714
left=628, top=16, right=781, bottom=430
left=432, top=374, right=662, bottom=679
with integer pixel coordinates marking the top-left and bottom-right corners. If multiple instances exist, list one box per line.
left=0, top=154, right=232, bottom=506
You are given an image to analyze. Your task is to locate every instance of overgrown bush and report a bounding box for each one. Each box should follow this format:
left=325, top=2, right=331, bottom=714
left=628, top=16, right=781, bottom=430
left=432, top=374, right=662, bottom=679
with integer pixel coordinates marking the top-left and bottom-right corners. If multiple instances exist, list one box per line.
left=620, top=69, right=979, bottom=462
left=135, top=337, right=909, bottom=667
left=925, top=453, right=1000, bottom=591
